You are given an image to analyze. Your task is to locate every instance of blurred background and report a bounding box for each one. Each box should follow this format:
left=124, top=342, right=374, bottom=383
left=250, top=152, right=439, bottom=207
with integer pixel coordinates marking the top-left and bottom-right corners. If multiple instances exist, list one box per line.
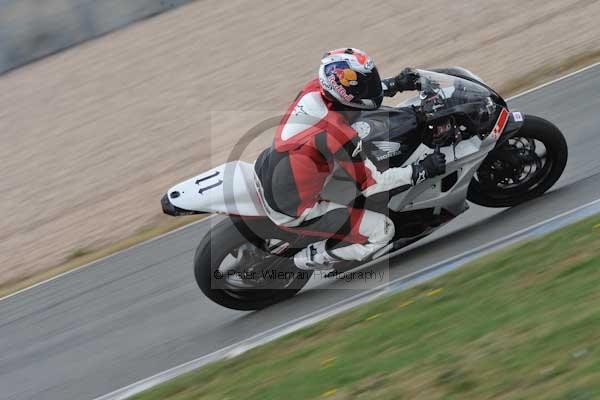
left=1, top=0, right=600, bottom=291
left=0, top=0, right=192, bottom=73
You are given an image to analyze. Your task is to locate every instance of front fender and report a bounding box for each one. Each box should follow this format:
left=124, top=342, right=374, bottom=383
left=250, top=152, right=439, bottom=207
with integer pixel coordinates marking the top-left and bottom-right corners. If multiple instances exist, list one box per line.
left=494, top=111, right=525, bottom=148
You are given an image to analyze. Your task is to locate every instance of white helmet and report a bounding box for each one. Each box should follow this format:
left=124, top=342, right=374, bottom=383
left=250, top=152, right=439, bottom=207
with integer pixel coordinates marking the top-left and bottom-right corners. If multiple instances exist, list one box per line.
left=318, top=48, right=383, bottom=110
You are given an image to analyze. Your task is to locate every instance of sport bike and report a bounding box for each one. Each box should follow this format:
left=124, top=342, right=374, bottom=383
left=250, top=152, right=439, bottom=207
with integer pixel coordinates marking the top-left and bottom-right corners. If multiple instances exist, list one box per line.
left=161, top=68, right=568, bottom=310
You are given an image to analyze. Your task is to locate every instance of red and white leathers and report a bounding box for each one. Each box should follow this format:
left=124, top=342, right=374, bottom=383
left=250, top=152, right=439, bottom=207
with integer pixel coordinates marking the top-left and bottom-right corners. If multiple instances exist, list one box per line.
left=254, top=79, right=415, bottom=268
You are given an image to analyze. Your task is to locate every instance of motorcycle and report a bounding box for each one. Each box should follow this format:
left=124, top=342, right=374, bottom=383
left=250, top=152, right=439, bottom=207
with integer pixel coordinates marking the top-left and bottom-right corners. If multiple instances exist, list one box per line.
left=161, top=68, right=568, bottom=310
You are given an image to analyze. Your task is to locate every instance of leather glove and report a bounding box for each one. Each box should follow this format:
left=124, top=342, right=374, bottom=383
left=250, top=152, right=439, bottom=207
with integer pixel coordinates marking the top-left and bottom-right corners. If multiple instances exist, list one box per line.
left=411, top=152, right=446, bottom=185
left=382, top=68, right=421, bottom=97
left=395, top=68, right=420, bottom=91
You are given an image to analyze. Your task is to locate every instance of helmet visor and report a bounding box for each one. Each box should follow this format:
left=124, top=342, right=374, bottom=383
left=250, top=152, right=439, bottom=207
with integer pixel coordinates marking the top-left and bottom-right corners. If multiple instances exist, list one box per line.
left=356, top=66, right=383, bottom=108
left=323, top=61, right=383, bottom=109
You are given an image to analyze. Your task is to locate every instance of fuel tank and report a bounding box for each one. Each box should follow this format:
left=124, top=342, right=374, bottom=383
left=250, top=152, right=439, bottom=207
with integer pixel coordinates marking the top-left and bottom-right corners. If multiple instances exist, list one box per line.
left=352, top=106, right=421, bottom=170
left=320, top=106, right=421, bottom=205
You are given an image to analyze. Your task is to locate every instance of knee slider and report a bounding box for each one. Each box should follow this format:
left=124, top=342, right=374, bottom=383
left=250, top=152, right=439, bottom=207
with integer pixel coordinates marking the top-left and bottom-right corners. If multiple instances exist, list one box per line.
left=378, top=215, right=395, bottom=243
left=359, top=211, right=395, bottom=245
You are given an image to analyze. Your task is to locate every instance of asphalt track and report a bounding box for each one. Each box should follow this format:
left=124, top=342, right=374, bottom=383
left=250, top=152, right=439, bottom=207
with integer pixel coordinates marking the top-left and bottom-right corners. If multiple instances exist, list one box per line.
left=2, top=64, right=600, bottom=400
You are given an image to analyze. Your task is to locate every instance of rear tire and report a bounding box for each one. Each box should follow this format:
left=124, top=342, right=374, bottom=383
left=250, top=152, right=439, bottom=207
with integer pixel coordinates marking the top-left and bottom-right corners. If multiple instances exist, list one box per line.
left=194, top=218, right=312, bottom=310
left=467, top=115, right=567, bottom=208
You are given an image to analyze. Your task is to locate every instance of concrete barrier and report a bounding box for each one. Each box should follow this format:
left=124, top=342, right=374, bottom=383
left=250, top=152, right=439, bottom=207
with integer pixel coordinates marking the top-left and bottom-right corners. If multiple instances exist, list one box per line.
left=0, top=0, right=194, bottom=74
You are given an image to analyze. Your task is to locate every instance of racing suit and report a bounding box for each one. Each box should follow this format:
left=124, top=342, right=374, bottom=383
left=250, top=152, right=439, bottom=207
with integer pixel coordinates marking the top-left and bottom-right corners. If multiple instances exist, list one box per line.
left=254, top=77, right=421, bottom=266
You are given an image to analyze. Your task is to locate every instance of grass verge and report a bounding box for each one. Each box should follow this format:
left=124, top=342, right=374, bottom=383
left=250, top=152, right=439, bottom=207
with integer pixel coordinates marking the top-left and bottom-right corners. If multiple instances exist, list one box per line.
left=130, top=214, right=600, bottom=400
left=3, top=50, right=600, bottom=299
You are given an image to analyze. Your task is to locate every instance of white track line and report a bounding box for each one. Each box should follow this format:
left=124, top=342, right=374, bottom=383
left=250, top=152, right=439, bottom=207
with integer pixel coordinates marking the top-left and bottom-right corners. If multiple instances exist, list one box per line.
left=95, top=196, right=600, bottom=400
left=2, top=61, right=599, bottom=304
left=506, top=61, right=600, bottom=101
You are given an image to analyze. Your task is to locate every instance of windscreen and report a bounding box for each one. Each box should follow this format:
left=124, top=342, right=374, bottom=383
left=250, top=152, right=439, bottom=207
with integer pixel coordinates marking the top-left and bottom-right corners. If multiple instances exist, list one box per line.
left=400, top=70, right=500, bottom=136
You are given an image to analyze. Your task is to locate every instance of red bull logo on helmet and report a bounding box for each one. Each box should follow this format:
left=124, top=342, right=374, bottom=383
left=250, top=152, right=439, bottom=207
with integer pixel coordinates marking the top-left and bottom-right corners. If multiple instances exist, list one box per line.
left=323, top=61, right=357, bottom=102
left=327, top=74, right=354, bottom=101
left=334, top=68, right=358, bottom=87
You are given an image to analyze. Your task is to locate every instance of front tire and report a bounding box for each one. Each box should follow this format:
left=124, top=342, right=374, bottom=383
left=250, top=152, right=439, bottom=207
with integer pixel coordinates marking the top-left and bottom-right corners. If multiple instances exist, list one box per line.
left=194, top=218, right=312, bottom=310
left=467, top=115, right=567, bottom=208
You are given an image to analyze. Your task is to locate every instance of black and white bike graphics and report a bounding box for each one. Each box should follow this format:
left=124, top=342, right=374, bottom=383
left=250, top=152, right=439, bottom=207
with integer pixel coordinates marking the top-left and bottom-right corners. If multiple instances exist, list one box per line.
left=161, top=68, right=568, bottom=310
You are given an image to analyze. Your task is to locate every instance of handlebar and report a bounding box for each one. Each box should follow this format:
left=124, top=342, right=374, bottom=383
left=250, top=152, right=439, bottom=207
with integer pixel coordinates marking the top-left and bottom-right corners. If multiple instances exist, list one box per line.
left=419, top=76, right=441, bottom=98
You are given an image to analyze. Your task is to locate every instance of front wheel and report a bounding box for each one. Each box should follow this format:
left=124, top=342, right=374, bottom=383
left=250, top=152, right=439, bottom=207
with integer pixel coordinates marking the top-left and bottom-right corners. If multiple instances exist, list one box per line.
left=467, top=115, right=568, bottom=208
left=194, top=218, right=313, bottom=310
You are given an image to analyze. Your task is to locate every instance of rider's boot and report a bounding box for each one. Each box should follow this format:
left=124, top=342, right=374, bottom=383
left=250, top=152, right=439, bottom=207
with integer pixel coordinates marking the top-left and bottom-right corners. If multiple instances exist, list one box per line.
left=293, top=241, right=341, bottom=271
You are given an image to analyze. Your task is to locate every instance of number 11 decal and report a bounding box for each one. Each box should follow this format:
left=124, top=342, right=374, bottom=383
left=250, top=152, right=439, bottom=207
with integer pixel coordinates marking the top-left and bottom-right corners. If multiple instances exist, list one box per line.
left=195, top=171, right=223, bottom=194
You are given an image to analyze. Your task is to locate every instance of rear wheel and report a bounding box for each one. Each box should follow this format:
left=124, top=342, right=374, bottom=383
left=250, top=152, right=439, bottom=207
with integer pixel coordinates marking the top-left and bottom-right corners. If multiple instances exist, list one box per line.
left=467, top=115, right=567, bottom=208
left=194, top=218, right=313, bottom=310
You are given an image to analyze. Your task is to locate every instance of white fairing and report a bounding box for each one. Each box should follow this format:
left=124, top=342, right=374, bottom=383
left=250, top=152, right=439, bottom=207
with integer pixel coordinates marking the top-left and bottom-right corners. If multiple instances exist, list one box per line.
left=322, top=108, right=510, bottom=218
left=386, top=137, right=491, bottom=215
left=321, top=135, right=493, bottom=217
left=168, top=111, right=508, bottom=221
left=167, top=161, right=266, bottom=216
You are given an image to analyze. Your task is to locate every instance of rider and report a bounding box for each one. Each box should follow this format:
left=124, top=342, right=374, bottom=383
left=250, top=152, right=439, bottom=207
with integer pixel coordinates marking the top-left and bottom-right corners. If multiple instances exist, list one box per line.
left=254, top=48, right=446, bottom=270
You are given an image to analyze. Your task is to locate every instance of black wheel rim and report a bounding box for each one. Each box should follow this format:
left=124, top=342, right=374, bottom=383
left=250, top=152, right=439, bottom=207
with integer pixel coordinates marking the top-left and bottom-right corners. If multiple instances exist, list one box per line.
left=475, top=136, right=554, bottom=200
left=215, top=240, right=301, bottom=298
